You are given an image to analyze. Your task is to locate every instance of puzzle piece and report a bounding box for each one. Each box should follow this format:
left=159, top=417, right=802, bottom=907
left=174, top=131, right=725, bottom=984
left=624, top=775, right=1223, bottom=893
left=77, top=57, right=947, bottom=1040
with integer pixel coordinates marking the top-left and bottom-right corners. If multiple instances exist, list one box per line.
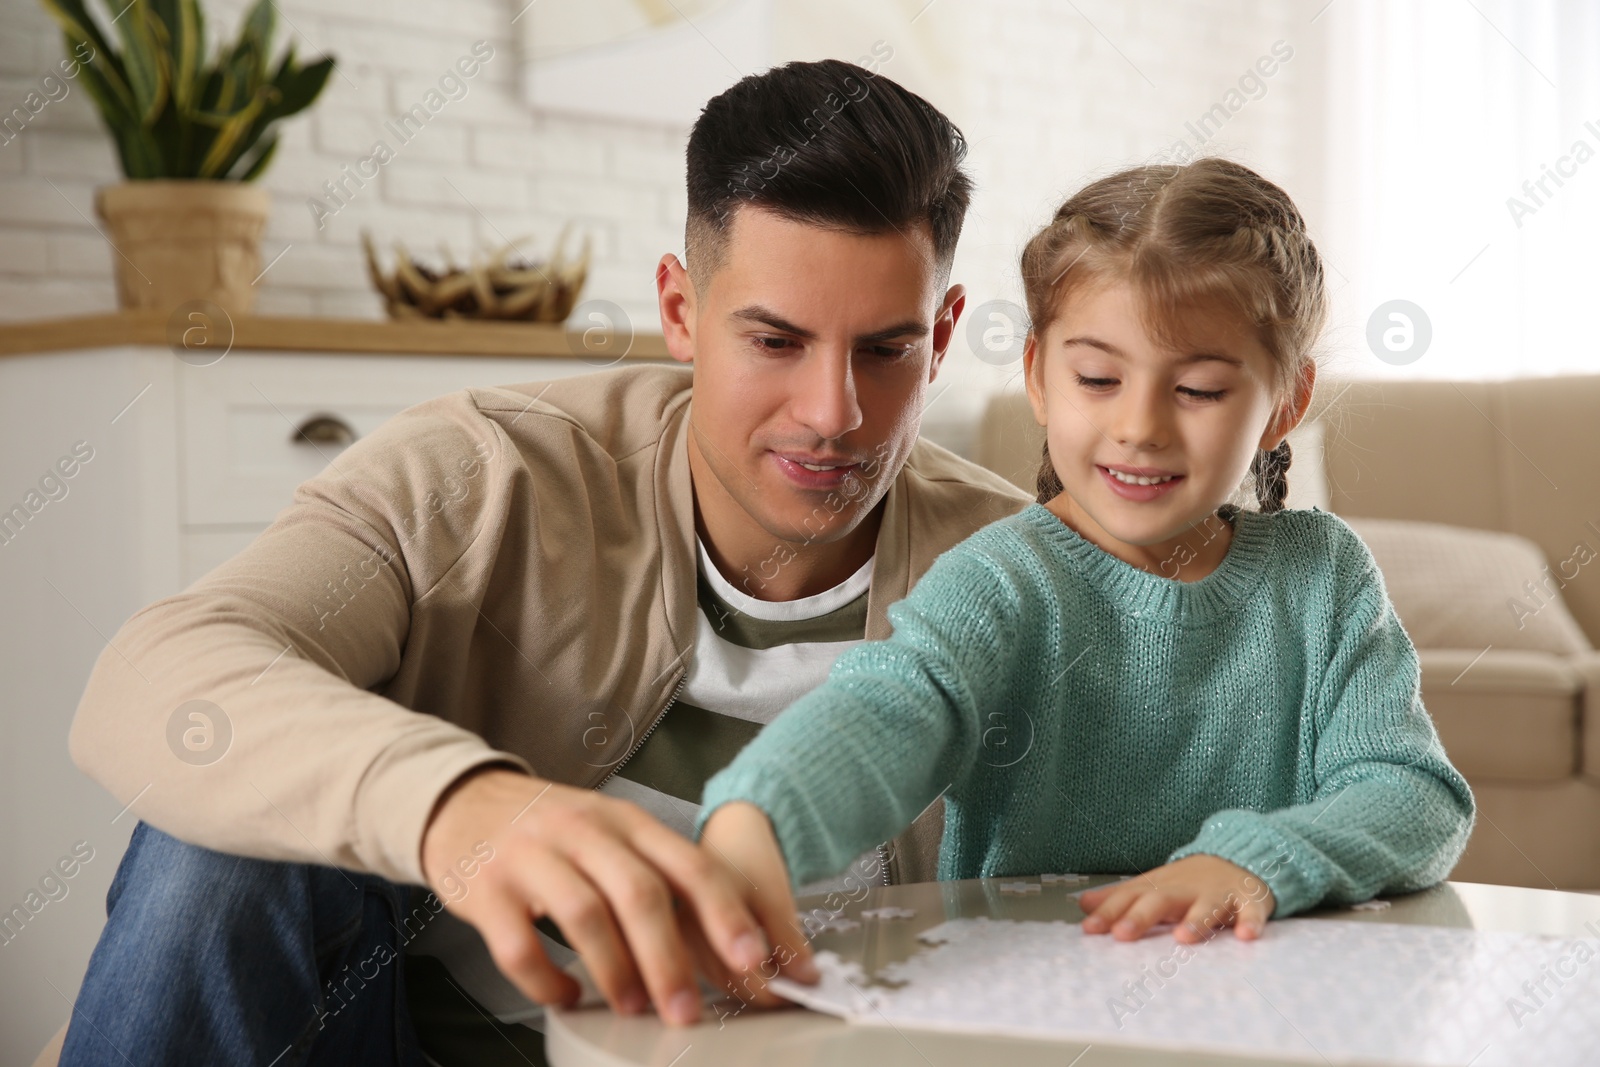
left=777, top=916, right=1600, bottom=1066
left=861, top=906, right=916, bottom=921
left=1350, top=900, right=1392, bottom=912
left=1040, top=873, right=1089, bottom=885
left=999, top=881, right=1041, bottom=895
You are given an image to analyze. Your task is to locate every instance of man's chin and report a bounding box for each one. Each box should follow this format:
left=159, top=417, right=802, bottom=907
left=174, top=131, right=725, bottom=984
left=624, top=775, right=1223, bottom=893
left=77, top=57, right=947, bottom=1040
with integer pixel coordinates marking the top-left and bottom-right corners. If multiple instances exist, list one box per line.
left=758, top=509, right=862, bottom=548
left=738, top=488, right=875, bottom=545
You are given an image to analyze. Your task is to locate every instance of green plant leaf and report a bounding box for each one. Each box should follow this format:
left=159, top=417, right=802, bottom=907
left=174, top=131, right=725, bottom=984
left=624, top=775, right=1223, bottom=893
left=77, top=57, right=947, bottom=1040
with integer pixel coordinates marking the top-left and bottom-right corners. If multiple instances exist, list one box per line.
left=111, top=120, right=163, bottom=178
left=206, top=77, right=284, bottom=178
left=68, top=34, right=139, bottom=128
left=163, top=0, right=200, bottom=112
left=115, top=1, right=168, bottom=126
left=205, top=60, right=242, bottom=117
left=196, top=85, right=268, bottom=177
left=148, top=0, right=176, bottom=35
left=148, top=84, right=188, bottom=173
left=36, top=0, right=137, bottom=115
left=239, top=0, right=274, bottom=82
left=232, top=130, right=277, bottom=181
left=228, top=36, right=262, bottom=100
left=269, top=55, right=333, bottom=119
left=38, top=0, right=333, bottom=180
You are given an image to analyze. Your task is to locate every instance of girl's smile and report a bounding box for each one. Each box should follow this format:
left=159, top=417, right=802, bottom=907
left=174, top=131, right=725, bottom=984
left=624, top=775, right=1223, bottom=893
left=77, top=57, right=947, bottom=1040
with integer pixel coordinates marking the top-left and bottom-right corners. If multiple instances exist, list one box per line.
left=1097, top=463, right=1185, bottom=501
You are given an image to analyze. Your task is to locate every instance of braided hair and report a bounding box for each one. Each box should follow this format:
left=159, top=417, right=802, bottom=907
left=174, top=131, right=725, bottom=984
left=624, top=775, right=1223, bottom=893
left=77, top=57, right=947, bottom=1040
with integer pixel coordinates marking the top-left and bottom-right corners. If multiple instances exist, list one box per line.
left=1251, top=439, right=1293, bottom=514
left=1019, top=158, right=1327, bottom=515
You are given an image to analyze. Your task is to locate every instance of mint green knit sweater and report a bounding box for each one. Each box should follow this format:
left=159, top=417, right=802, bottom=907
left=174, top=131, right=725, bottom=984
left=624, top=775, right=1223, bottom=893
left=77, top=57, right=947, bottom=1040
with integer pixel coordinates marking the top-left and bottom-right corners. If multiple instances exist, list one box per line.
left=697, top=504, right=1475, bottom=918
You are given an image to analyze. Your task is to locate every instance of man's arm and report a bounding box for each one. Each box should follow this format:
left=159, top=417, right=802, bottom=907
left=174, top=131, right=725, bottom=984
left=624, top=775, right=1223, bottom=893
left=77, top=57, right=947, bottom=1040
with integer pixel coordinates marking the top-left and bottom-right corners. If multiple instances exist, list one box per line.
left=68, top=392, right=811, bottom=1023
left=68, top=399, right=519, bottom=880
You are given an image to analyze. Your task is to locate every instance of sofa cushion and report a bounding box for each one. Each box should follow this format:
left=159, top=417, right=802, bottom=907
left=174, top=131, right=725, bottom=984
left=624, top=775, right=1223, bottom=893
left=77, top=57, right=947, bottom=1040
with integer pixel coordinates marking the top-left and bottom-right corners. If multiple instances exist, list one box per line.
left=1341, top=516, right=1594, bottom=656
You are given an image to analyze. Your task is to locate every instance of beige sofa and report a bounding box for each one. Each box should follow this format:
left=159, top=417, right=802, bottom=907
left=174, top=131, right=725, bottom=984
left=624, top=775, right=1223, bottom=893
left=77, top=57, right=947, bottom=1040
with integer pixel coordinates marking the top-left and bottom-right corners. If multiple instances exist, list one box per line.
left=975, top=374, right=1600, bottom=890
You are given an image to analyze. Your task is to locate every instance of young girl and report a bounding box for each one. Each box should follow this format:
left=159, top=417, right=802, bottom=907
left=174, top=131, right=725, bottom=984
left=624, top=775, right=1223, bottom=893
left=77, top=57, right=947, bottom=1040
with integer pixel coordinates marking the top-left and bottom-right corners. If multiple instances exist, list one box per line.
left=696, top=157, right=1475, bottom=946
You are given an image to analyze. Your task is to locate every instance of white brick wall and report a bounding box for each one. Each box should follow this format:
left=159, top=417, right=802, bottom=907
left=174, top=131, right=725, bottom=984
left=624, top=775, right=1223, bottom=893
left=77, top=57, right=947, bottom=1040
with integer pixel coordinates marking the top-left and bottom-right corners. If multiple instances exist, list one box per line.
left=0, top=0, right=1322, bottom=449
left=936, top=0, right=1322, bottom=451
left=0, top=0, right=691, bottom=326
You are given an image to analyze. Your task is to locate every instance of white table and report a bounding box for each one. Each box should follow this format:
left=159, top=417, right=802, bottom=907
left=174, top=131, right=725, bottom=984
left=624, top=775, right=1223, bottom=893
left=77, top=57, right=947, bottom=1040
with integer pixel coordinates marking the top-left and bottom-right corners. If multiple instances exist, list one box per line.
left=547, top=877, right=1600, bottom=1067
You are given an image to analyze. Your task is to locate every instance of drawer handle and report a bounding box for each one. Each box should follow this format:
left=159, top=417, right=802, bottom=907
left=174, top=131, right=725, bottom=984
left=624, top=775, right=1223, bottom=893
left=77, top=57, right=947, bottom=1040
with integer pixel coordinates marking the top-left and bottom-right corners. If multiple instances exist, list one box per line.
left=292, top=414, right=357, bottom=448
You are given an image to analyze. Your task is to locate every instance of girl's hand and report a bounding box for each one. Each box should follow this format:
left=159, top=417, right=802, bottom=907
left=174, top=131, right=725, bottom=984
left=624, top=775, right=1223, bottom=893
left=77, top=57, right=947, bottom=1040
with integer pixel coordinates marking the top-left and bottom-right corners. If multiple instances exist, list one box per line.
left=697, top=801, right=821, bottom=1005
left=1077, top=855, right=1275, bottom=943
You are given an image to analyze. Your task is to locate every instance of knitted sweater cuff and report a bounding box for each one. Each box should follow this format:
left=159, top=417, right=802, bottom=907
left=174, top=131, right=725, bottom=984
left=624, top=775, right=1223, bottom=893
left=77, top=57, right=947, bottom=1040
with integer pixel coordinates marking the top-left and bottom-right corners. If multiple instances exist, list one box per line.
left=696, top=764, right=838, bottom=888
left=1167, top=813, right=1320, bottom=918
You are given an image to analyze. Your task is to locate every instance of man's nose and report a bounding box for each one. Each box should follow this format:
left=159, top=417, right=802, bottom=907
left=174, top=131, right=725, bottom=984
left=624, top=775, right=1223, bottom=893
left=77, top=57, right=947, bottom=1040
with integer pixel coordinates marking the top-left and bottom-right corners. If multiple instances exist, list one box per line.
left=792, top=347, right=864, bottom=443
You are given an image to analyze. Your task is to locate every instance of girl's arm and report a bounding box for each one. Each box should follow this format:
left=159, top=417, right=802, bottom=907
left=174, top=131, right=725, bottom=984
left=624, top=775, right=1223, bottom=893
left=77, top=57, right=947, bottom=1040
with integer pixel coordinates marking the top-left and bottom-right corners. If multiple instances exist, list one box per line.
left=1166, top=550, right=1477, bottom=918
left=694, top=543, right=1021, bottom=887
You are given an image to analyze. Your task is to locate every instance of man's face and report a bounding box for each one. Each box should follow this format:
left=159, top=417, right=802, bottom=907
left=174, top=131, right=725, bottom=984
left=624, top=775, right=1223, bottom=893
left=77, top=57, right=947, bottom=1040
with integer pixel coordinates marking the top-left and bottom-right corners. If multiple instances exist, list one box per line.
left=660, top=205, right=959, bottom=566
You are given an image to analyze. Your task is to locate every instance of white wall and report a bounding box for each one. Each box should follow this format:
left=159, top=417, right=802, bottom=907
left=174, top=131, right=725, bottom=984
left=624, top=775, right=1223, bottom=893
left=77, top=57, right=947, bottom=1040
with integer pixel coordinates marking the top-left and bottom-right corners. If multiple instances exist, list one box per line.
left=0, top=0, right=1321, bottom=454
left=933, top=0, right=1324, bottom=449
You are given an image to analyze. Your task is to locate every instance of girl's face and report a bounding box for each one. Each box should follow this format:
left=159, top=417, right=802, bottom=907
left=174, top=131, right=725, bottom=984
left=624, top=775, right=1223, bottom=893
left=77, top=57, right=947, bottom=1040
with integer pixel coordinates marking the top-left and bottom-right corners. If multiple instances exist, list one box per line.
left=1023, top=278, right=1311, bottom=579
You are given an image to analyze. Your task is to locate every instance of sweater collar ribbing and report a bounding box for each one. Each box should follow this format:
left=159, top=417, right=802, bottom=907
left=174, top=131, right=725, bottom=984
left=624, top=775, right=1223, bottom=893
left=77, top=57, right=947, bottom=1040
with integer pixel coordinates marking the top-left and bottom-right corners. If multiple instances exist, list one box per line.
left=1020, top=502, right=1274, bottom=624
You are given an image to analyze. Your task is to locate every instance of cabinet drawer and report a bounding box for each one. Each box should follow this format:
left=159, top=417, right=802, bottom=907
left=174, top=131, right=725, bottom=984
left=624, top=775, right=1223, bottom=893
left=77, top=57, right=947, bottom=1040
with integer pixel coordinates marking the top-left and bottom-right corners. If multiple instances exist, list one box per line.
left=177, top=352, right=621, bottom=526
left=182, top=527, right=268, bottom=586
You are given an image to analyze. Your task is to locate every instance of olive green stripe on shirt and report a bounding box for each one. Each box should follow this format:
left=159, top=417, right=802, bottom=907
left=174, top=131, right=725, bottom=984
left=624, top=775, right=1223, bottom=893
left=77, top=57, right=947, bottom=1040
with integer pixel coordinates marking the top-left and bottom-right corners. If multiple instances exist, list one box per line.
left=696, top=567, right=870, bottom=650
left=405, top=953, right=550, bottom=1066
left=614, top=702, right=764, bottom=801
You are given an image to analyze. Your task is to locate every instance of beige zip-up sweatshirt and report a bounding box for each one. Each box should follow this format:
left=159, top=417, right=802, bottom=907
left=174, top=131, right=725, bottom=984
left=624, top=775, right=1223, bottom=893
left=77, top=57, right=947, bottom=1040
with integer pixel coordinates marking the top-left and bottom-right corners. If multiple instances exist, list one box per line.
left=68, top=364, right=1031, bottom=886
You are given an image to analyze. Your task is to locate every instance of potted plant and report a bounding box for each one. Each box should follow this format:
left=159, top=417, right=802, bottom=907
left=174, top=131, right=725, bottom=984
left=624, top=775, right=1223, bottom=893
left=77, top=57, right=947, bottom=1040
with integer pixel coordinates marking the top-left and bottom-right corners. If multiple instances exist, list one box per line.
left=39, top=0, right=334, bottom=314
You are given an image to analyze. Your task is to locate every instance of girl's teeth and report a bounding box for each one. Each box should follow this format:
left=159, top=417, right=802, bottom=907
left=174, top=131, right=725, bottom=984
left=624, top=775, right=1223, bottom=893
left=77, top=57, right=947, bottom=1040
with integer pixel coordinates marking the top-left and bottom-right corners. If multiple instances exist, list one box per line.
left=799, top=462, right=837, bottom=471
left=1107, top=468, right=1175, bottom=486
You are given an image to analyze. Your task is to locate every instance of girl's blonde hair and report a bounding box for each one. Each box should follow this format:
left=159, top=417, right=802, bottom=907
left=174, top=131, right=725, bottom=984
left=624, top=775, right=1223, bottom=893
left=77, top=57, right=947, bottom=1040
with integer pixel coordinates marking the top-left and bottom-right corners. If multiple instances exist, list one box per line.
left=1020, top=157, right=1328, bottom=513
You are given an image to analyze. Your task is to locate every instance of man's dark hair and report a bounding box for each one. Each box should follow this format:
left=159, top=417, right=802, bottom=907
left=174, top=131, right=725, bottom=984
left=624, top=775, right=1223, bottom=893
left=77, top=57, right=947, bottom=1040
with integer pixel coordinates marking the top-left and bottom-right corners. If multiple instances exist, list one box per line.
left=684, top=58, right=973, bottom=292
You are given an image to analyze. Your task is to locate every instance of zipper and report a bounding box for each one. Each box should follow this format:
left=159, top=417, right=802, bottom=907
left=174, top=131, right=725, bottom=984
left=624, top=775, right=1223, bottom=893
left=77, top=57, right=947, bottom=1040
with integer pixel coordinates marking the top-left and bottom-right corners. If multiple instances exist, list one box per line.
left=594, top=670, right=689, bottom=790
left=876, top=842, right=894, bottom=886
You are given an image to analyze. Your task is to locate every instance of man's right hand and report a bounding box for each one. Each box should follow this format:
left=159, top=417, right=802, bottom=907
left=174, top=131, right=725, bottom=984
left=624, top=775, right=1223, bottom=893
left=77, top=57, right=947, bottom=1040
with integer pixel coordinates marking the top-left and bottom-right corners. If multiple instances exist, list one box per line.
left=419, top=767, right=817, bottom=1026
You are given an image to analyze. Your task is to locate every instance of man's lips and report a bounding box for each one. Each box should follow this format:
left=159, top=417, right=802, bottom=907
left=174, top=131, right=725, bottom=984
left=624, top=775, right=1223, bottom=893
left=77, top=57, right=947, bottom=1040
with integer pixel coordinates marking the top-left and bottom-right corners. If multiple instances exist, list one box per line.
left=772, top=451, right=860, bottom=469
left=770, top=451, right=862, bottom=488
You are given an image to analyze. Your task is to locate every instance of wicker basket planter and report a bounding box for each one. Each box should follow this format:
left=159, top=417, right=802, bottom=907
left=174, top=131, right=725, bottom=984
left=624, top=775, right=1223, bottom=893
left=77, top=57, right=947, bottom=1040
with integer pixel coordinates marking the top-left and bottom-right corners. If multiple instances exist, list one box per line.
left=95, top=181, right=273, bottom=316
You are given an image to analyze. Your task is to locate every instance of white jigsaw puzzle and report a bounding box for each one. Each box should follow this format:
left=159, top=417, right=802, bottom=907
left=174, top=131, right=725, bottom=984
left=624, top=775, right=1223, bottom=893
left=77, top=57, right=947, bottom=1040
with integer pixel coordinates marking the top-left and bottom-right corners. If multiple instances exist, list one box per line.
left=860, top=906, right=916, bottom=921
left=767, top=916, right=1600, bottom=1065
left=1041, top=873, right=1090, bottom=885
left=998, top=881, right=1041, bottom=895
left=1351, top=900, right=1393, bottom=912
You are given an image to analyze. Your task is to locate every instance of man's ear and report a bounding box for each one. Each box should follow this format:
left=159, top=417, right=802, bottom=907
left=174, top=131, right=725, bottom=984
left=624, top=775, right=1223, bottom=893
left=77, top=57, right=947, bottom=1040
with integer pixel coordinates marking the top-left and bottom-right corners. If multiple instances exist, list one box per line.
left=929, top=283, right=966, bottom=380
left=1260, top=361, right=1318, bottom=450
left=657, top=254, right=696, bottom=365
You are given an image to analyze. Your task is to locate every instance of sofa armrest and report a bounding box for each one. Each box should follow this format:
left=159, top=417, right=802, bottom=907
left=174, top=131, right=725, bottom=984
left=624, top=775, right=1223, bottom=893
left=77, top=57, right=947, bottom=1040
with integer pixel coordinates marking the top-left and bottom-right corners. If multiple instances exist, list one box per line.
left=1575, top=652, right=1600, bottom=779
left=1418, top=649, right=1583, bottom=782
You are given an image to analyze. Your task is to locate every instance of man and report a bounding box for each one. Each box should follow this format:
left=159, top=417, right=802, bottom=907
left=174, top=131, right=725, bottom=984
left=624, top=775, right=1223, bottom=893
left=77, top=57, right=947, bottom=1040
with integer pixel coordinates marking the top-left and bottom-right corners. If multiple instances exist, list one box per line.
left=60, top=58, right=1030, bottom=1065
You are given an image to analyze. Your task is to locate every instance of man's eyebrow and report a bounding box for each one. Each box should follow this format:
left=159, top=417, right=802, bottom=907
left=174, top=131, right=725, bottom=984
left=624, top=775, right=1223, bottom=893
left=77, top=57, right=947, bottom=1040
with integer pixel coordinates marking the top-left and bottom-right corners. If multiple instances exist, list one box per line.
left=730, top=304, right=929, bottom=344
left=1060, top=335, right=1244, bottom=367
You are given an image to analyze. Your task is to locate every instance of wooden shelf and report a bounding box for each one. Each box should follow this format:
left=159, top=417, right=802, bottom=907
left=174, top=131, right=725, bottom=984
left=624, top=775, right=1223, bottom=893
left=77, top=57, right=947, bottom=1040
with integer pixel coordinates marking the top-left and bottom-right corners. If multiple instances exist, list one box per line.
left=0, top=311, right=671, bottom=360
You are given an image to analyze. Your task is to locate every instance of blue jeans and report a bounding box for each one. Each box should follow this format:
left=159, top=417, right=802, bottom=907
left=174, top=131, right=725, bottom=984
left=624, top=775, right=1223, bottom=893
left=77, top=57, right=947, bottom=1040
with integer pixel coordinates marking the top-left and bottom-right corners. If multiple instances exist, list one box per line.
left=60, top=820, right=429, bottom=1067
